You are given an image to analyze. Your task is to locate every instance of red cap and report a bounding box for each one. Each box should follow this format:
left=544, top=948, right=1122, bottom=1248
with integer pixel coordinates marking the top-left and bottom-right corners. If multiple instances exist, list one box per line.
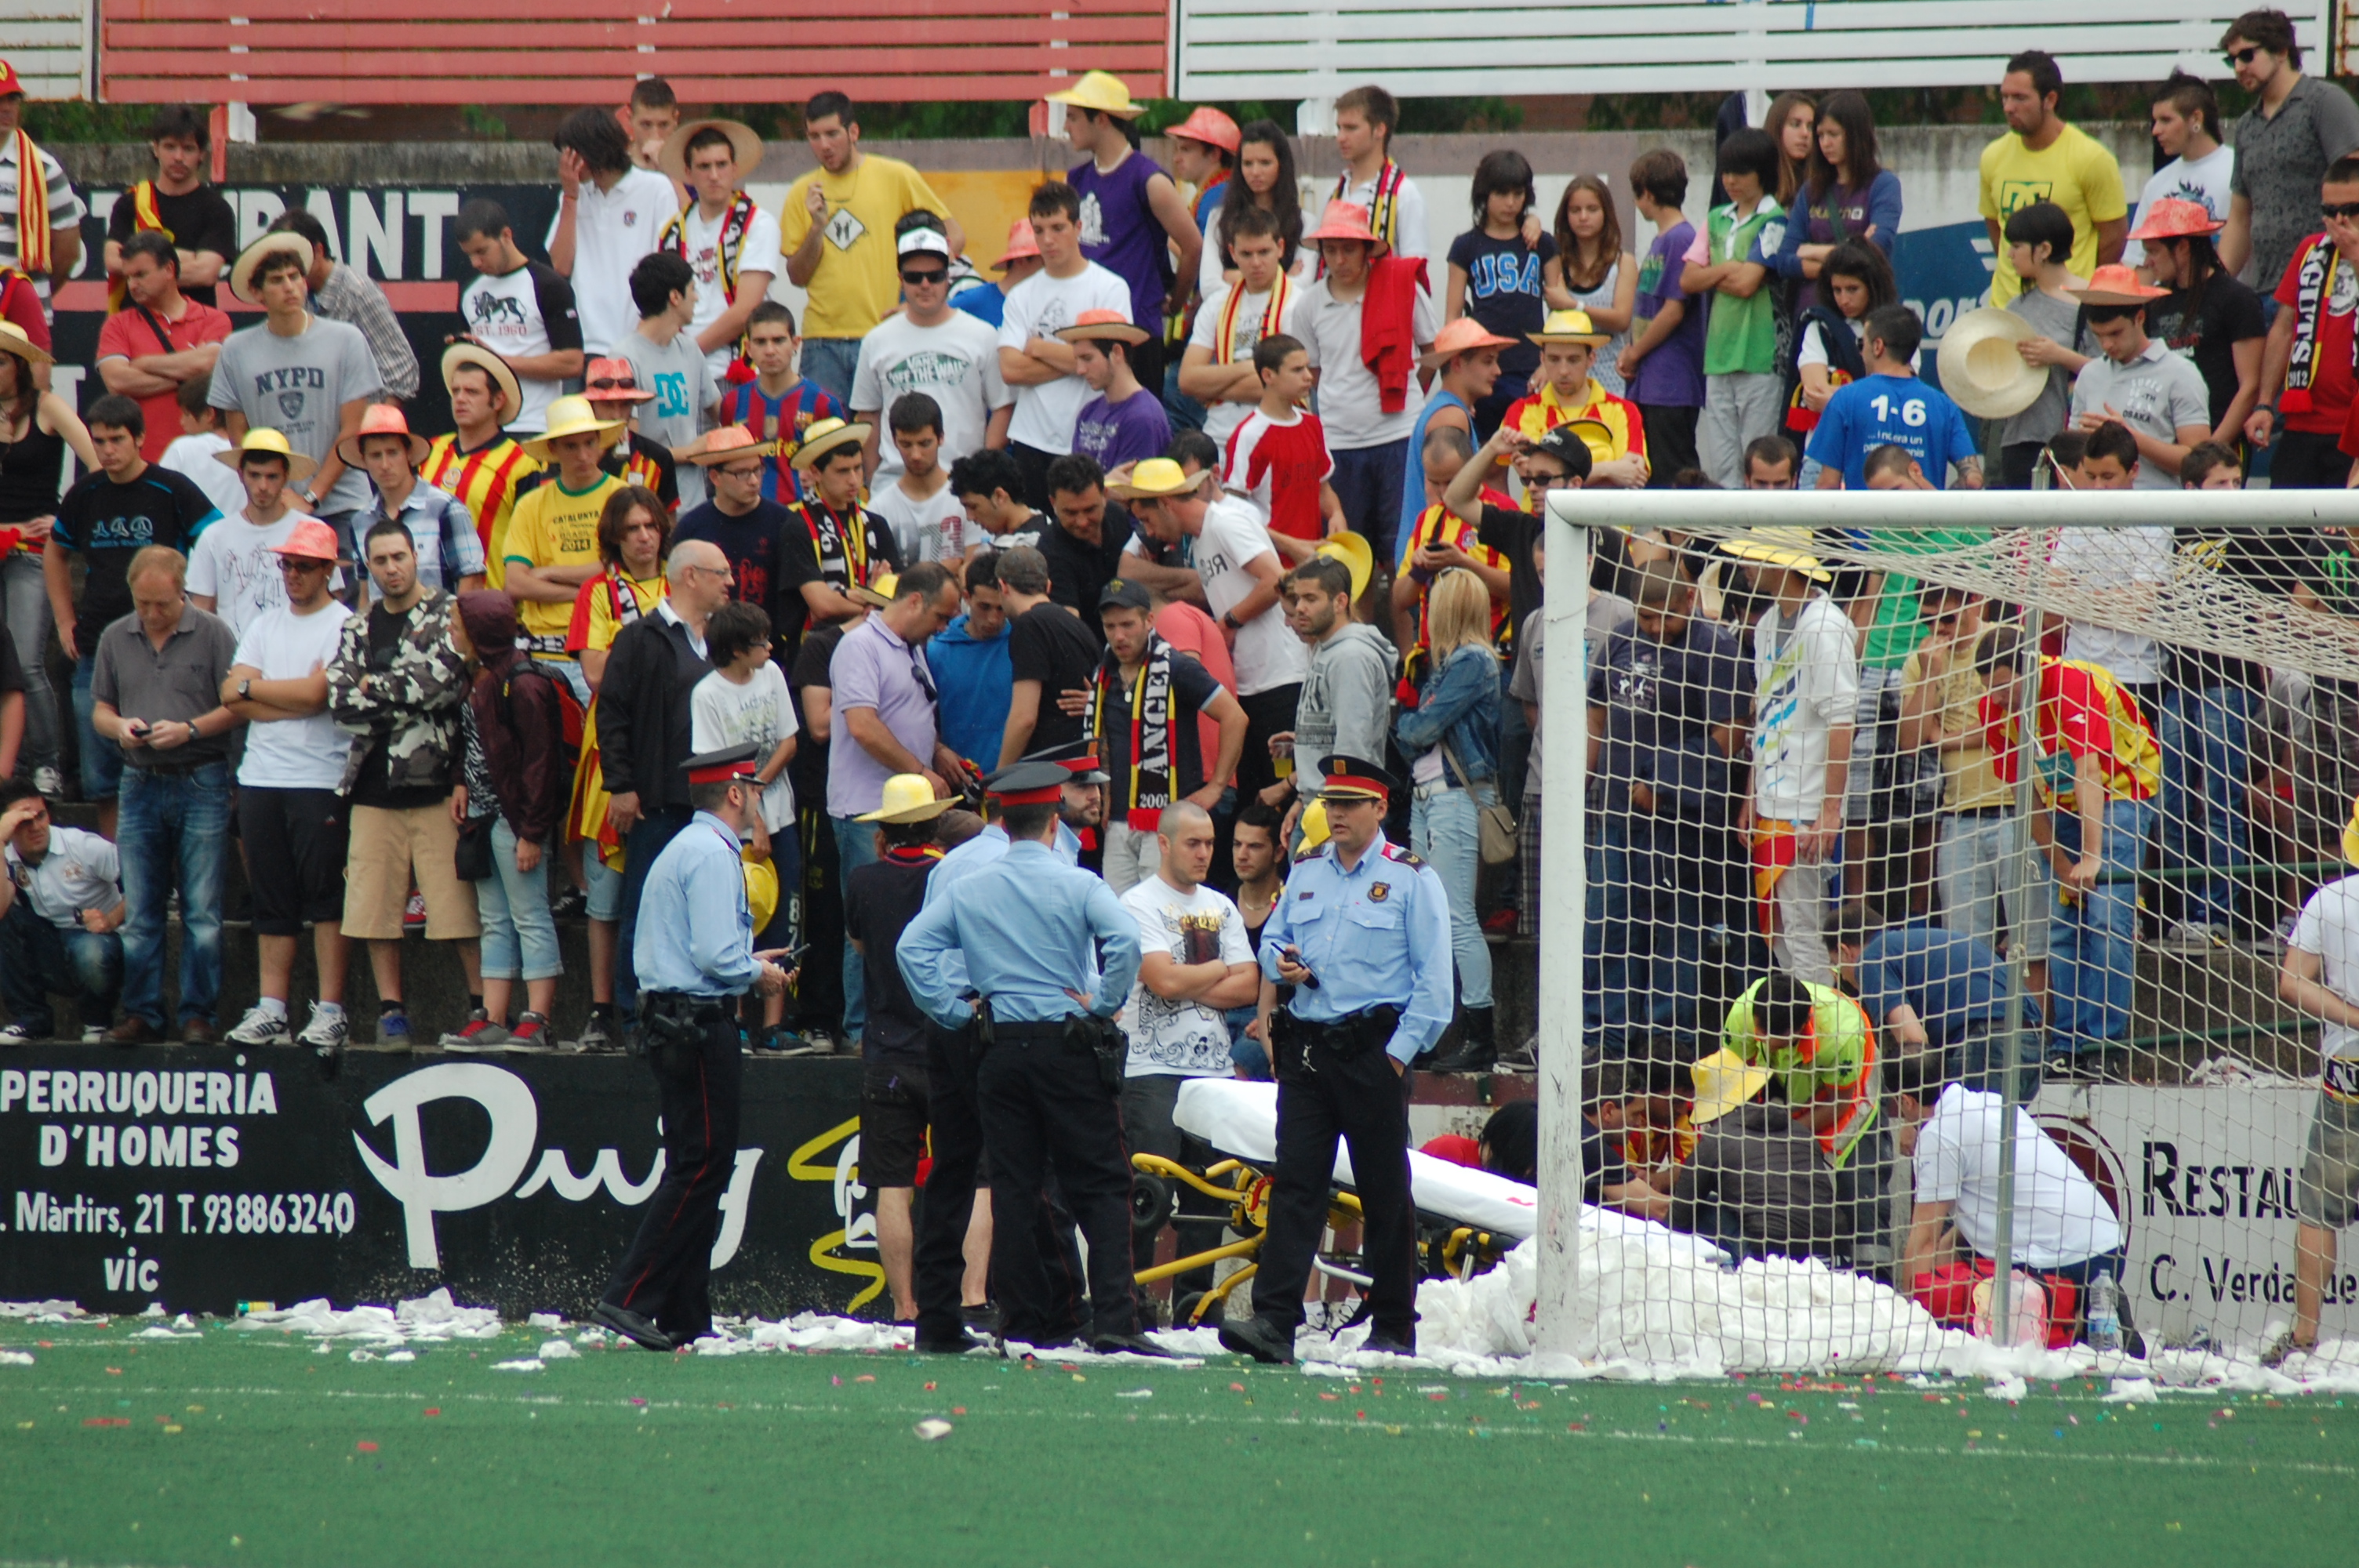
left=687, top=757, right=759, bottom=786
left=0, top=61, right=24, bottom=100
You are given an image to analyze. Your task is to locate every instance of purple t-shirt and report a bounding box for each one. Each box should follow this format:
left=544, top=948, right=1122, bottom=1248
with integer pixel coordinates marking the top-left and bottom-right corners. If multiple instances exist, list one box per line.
left=1630, top=220, right=1707, bottom=408
left=1074, top=388, right=1172, bottom=473
left=825, top=615, right=938, bottom=818
left=1072, top=151, right=1170, bottom=327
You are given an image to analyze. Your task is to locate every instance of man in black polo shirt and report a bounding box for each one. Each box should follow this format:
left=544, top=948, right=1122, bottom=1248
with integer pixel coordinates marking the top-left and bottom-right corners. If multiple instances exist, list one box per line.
left=1037, top=453, right=1136, bottom=622
left=994, top=543, right=1101, bottom=767
left=841, top=773, right=956, bottom=1323
left=1094, top=578, right=1246, bottom=895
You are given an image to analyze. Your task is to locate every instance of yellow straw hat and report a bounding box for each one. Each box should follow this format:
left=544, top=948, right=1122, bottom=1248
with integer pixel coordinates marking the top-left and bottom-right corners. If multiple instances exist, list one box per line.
left=1689, top=1048, right=1772, bottom=1126
left=1107, top=456, right=1197, bottom=500
left=859, top=772, right=957, bottom=824
left=213, top=425, right=319, bottom=485
left=519, top=394, right=625, bottom=463
left=790, top=416, right=872, bottom=472
left=1528, top=308, right=1609, bottom=347
left=1046, top=69, right=1147, bottom=118
left=2342, top=793, right=2359, bottom=869
left=1720, top=526, right=1833, bottom=584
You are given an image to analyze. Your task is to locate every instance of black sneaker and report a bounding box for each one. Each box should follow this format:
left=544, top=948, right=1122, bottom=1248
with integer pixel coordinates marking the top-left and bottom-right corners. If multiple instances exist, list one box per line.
left=1091, top=1333, right=1177, bottom=1358
left=1361, top=1331, right=1418, bottom=1358
left=574, top=1013, right=621, bottom=1054
left=550, top=884, right=588, bottom=920
left=592, top=1301, right=674, bottom=1352
left=1217, top=1316, right=1294, bottom=1365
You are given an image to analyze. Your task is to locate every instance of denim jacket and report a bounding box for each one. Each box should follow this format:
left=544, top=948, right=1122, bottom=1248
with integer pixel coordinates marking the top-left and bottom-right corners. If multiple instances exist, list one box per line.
left=1394, top=644, right=1500, bottom=785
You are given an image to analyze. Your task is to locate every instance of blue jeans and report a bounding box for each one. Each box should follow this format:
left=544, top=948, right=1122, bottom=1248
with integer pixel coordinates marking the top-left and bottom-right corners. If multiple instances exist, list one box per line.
left=1411, top=780, right=1491, bottom=1009
left=0, top=900, right=122, bottom=1032
left=1951, top=1019, right=2045, bottom=1105
left=1162, top=361, right=1207, bottom=433
left=614, top=804, right=693, bottom=1024
left=832, top=813, right=882, bottom=1039
left=71, top=651, right=122, bottom=802
left=1327, top=439, right=1408, bottom=568
left=2048, top=796, right=2157, bottom=1052
left=117, top=760, right=231, bottom=1029
left=801, top=338, right=862, bottom=408
left=2159, top=684, right=2251, bottom=930
left=475, top=818, right=562, bottom=982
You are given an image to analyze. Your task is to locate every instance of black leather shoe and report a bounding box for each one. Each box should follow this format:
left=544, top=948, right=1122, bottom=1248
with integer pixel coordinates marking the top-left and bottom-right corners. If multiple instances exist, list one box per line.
left=1361, top=1331, right=1418, bottom=1358
left=1217, top=1316, right=1294, bottom=1365
left=1091, top=1333, right=1176, bottom=1358
left=593, top=1301, right=674, bottom=1352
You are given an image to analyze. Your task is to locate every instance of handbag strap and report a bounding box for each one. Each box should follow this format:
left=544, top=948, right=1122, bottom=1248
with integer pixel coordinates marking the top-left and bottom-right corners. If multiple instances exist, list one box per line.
left=1435, top=734, right=1515, bottom=825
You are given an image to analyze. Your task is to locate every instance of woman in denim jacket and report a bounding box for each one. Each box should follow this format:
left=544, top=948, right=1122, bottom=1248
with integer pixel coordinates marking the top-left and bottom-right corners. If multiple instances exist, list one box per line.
left=1393, top=568, right=1503, bottom=1064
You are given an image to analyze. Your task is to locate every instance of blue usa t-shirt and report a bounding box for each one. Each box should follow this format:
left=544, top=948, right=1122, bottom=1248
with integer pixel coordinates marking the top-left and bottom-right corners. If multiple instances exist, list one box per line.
left=1805, top=373, right=1979, bottom=489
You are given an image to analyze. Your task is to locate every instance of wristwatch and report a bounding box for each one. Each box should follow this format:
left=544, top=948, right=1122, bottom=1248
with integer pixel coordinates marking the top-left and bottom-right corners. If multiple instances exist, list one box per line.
left=1221, top=610, right=1243, bottom=632
left=238, top=678, right=252, bottom=701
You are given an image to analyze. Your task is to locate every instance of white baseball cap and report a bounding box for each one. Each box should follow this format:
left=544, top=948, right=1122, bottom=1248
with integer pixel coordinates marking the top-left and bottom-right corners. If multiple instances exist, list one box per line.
left=896, top=228, right=952, bottom=262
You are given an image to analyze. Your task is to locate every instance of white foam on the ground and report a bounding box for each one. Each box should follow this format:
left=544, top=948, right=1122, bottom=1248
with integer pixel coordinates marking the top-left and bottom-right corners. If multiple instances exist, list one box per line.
left=491, top=1357, right=543, bottom=1372
left=0, top=1350, right=33, bottom=1366
left=235, top=1287, right=503, bottom=1345
left=538, top=1338, right=579, bottom=1360
left=0, top=1301, right=96, bottom=1323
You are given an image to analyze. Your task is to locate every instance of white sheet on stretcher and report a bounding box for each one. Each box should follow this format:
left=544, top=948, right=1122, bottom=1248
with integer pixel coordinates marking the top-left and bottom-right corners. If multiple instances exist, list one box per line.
left=1172, top=1078, right=1725, bottom=1263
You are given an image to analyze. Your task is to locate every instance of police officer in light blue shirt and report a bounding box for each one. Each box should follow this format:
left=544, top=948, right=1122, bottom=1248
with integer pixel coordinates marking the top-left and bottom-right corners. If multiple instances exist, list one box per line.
left=595, top=743, right=795, bottom=1355
left=1220, top=755, right=1452, bottom=1367
left=899, top=760, right=1162, bottom=1354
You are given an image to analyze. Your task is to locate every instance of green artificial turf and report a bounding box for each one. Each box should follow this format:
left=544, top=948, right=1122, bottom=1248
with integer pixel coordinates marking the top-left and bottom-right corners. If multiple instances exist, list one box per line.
left=1, top=1319, right=2354, bottom=1567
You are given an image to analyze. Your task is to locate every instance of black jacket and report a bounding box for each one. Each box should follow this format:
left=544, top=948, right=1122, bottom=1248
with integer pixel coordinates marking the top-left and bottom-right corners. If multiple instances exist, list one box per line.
left=598, top=608, right=711, bottom=809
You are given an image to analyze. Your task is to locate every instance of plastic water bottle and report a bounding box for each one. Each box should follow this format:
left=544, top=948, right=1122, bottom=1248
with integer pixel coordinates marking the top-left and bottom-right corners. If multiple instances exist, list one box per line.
left=2086, top=1269, right=2122, bottom=1353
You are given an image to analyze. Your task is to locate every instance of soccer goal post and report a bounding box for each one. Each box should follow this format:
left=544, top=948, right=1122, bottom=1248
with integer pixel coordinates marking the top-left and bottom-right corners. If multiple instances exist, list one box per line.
left=1532, top=484, right=2359, bottom=1373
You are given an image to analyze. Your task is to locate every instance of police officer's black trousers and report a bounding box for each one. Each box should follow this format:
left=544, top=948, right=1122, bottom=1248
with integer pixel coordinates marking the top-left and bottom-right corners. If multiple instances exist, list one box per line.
left=1256, top=1036, right=1419, bottom=1344
left=975, top=1023, right=1139, bottom=1345
left=601, top=1006, right=742, bottom=1342
left=913, top=1019, right=1088, bottom=1345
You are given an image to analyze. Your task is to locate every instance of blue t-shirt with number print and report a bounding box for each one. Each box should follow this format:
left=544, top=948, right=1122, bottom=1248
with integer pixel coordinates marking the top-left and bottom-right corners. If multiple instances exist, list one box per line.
left=1805, top=372, right=1979, bottom=490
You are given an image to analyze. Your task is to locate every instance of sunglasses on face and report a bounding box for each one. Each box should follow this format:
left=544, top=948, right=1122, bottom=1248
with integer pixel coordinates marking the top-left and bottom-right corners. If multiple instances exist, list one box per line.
left=278, top=557, right=332, bottom=575
left=2324, top=202, right=2359, bottom=222
left=900, top=267, right=947, bottom=286
left=587, top=377, right=640, bottom=393
left=2225, top=45, right=2263, bottom=64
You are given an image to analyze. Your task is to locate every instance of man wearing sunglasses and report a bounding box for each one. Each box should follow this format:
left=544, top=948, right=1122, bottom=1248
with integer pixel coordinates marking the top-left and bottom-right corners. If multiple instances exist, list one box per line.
left=2247, top=154, right=2359, bottom=486
left=850, top=223, right=1012, bottom=485
left=2219, top=9, right=2359, bottom=295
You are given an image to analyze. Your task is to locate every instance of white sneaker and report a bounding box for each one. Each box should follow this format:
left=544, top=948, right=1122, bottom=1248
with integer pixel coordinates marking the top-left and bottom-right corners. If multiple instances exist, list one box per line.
left=2159, top=920, right=2223, bottom=953
left=78, top=1024, right=106, bottom=1045
left=296, top=1003, right=347, bottom=1053
left=0, top=1022, right=42, bottom=1045
left=224, top=1004, right=293, bottom=1047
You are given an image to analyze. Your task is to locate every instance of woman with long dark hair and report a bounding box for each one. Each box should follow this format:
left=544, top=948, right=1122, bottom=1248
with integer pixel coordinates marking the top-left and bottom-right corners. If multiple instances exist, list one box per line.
left=1201, top=118, right=1305, bottom=296
left=1543, top=175, right=1637, bottom=394
left=1766, top=93, right=1817, bottom=208
left=1779, top=238, right=1898, bottom=449
left=1769, top=89, right=1903, bottom=314
left=1447, top=149, right=1554, bottom=436
left=0, top=322, right=93, bottom=797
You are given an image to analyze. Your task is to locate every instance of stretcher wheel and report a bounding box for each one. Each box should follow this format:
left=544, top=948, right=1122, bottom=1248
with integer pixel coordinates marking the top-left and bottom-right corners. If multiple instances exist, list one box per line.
left=1129, top=1172, right=1172, bottom=1236
left=1174, top=1289, right=1213, bottom=1327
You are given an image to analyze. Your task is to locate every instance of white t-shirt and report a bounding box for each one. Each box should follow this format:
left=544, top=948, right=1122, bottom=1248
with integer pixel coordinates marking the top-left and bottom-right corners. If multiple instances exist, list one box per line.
left=2052, top=526, right=2173, bottom=686
left=1197, top=225, right=1311, bottom=299
left=1300, top=272, right=1440, bottom=449
left=547, top=165, right=676, bottom=357
left=5, top=826, right=122, bottom=929
left=1194, top=496, right=1305, bottom=696
left=2292, top=872, right=2359, bottom=1062
left=1914, top=1083, right=2122, bottom=1269
left=232, top=601, right=354, bottom=790
left=457, top=259, right=580, bottom=433
left=870, top=479, right=969, bottom=566
left=187, top=511, right=348, bottom=641
left=1751, top=593, right=1860, bottom=822
left=850, top=310, right=1012, bottom=479
left=1332, top=169, right=1430, bottom=260
left=689, top=662, right=799, bottom=833
left=159, top=432, right=249, bottom=521
left=682, top=201, right=784, bottom=379
left=1120, top=874, right=1253, bottom=1078
left=997, top=262, right=1132, bottom=452
left=1188, top=280, right=1311, bottom=448
left=2123, top=144, right=2237, bottom=267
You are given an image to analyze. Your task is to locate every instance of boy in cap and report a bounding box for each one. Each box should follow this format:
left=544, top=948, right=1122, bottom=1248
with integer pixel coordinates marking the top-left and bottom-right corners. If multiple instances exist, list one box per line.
left=852, top=220, right=1012, bottom=483
left=1049, top=70, right=1202, bottom=397
left=424, top=344, right=545, bottom=591
left=1062, top=309, right=1169, bottom=472
left=188, top=426, right=347, bottom=638
left=1503, top=309, right=1649, bottom=486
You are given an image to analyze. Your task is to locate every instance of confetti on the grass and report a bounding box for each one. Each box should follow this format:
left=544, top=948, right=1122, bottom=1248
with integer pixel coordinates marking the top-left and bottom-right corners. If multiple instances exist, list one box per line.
left=0, top=1352, right=32, bottom=1367
left=356, top=1441, right=377, bottom=1453
left=1114, top=1388, right=1153, bottom=1399
left=492, top=1358, right=543, bottom=1373
left=913, top=1418, right=954, bottom=1441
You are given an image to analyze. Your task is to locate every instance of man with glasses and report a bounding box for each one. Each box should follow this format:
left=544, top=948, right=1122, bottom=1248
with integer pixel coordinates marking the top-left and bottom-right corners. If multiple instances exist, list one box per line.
left=2248, top=154, right=2359, bottom=486
left=676, top=423, right=797, bottom=655
left=851, top=223, right=1012, bottom=484
left=1444, top=422, right=1595, bottom=688
left=2219, top=9, right=2359, bottom=295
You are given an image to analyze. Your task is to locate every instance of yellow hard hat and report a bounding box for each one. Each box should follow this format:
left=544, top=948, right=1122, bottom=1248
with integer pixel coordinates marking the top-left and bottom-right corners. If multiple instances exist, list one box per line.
left=1689, top=1048, right=1772, bottom=1125
left=1316, top=532, right=1373, bottom=604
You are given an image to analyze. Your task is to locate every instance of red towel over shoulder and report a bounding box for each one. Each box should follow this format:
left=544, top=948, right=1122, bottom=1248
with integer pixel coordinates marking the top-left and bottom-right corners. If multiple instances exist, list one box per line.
left=1360, top=256, right=1429, bottom=414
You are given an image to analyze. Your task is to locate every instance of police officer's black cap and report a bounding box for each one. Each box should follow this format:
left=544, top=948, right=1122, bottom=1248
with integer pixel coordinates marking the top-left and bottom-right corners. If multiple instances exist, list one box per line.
left=1097, top=576, right=1154, bottom=612
left=1024, top=736, right=1110, bottom=784
left=685, top=741, right=762, bottom=785
left=983, top=760, right=1071, bottom=804
left=1317, top=754, right=1397, bottom=800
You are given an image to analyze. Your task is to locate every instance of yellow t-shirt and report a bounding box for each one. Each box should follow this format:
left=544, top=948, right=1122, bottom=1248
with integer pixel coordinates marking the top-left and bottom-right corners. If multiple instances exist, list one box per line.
left=1976, top=122, right=2128, bottom=304
left=1900, top=644, right=2008, bottom=813
left=778, top=154, right=951, bottom=339
left=503, top=474, right=623, bottom=652
left=565, top=569, right=666, bottom=655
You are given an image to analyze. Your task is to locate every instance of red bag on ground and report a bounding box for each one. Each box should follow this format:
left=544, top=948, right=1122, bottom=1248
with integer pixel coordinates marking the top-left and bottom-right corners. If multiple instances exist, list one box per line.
left=1909, top=1259, right=2081, bottom=1348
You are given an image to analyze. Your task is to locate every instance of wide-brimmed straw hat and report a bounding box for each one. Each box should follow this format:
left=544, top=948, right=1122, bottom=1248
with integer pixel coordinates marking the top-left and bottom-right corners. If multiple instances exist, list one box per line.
left=2069, top=264, right=2170, bottom=308
left=0, top=320, right=52, bottom=369
left=791, top=416, right=871, bottom=472
left=336, top=403, right=432, bottom=469
left=685, top=424, right=780, bottom=467
left=994, top=220, right=1041, bottom=270
left=1936, top=307, right=2050, bottom=422
left=1317, top=532, right=1372, bottom=603
left=1720, top=526, right=1832, bottom=583
left=519, top=395, right=625, bottom=463
left=2128, top=196, right=2224, bottom=242
left=213, top=426, right=318, bottom=485
left=441, top=342, right=523, bottom=416
left=659, top=118, right=765, bottom=185
left=1422, top=316, right=1516, bottom=372
left=1529, top=308, right=1610, bottom=347
left=1056, top=308, right=1150, bottom=346
left=858, top=772, right=956, bottom=824
left=229, top=230, right=312, bottom=305
left=1047, top=70, right=1147, bottom=118
left=1690, top=1048, right=1772, bottom=1126
left=1305, top=199, right=1387, bottom=256
left=1166, top=106, right=1240, bottom=154
left=1107, top=456, right=1198, bottom=500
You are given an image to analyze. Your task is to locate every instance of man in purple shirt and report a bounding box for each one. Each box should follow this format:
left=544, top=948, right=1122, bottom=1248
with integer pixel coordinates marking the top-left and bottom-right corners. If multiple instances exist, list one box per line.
left=1062, top=308, right=1171, bottom=473
left=1049, top=69, right=1203, bottom=399
left=1619, top=150, right=1708, bottom=487
left=826, top=561, right=972, bottom=1039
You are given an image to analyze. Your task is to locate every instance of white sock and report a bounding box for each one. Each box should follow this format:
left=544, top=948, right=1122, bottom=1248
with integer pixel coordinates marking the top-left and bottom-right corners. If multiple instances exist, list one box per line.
left=256, top=997, right=288, bottom=1021
left=313, top=1000, right=346, bottom=1021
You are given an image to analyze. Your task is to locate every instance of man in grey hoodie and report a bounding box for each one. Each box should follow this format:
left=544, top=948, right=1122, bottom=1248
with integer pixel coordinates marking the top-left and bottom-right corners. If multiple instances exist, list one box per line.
left=1267, top=554, right=1397, bottom=843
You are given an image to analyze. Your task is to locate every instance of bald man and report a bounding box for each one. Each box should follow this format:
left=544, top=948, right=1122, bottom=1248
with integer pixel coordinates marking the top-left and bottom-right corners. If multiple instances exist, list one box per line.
left=601, top=535, right=743, bottom=1029
left=1118, top=800, right=1262, bottom=1283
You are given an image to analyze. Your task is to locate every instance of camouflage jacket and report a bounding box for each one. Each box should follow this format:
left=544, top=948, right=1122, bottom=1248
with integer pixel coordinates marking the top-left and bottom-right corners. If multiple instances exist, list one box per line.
left=325, top=587, right=471, bottom=797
